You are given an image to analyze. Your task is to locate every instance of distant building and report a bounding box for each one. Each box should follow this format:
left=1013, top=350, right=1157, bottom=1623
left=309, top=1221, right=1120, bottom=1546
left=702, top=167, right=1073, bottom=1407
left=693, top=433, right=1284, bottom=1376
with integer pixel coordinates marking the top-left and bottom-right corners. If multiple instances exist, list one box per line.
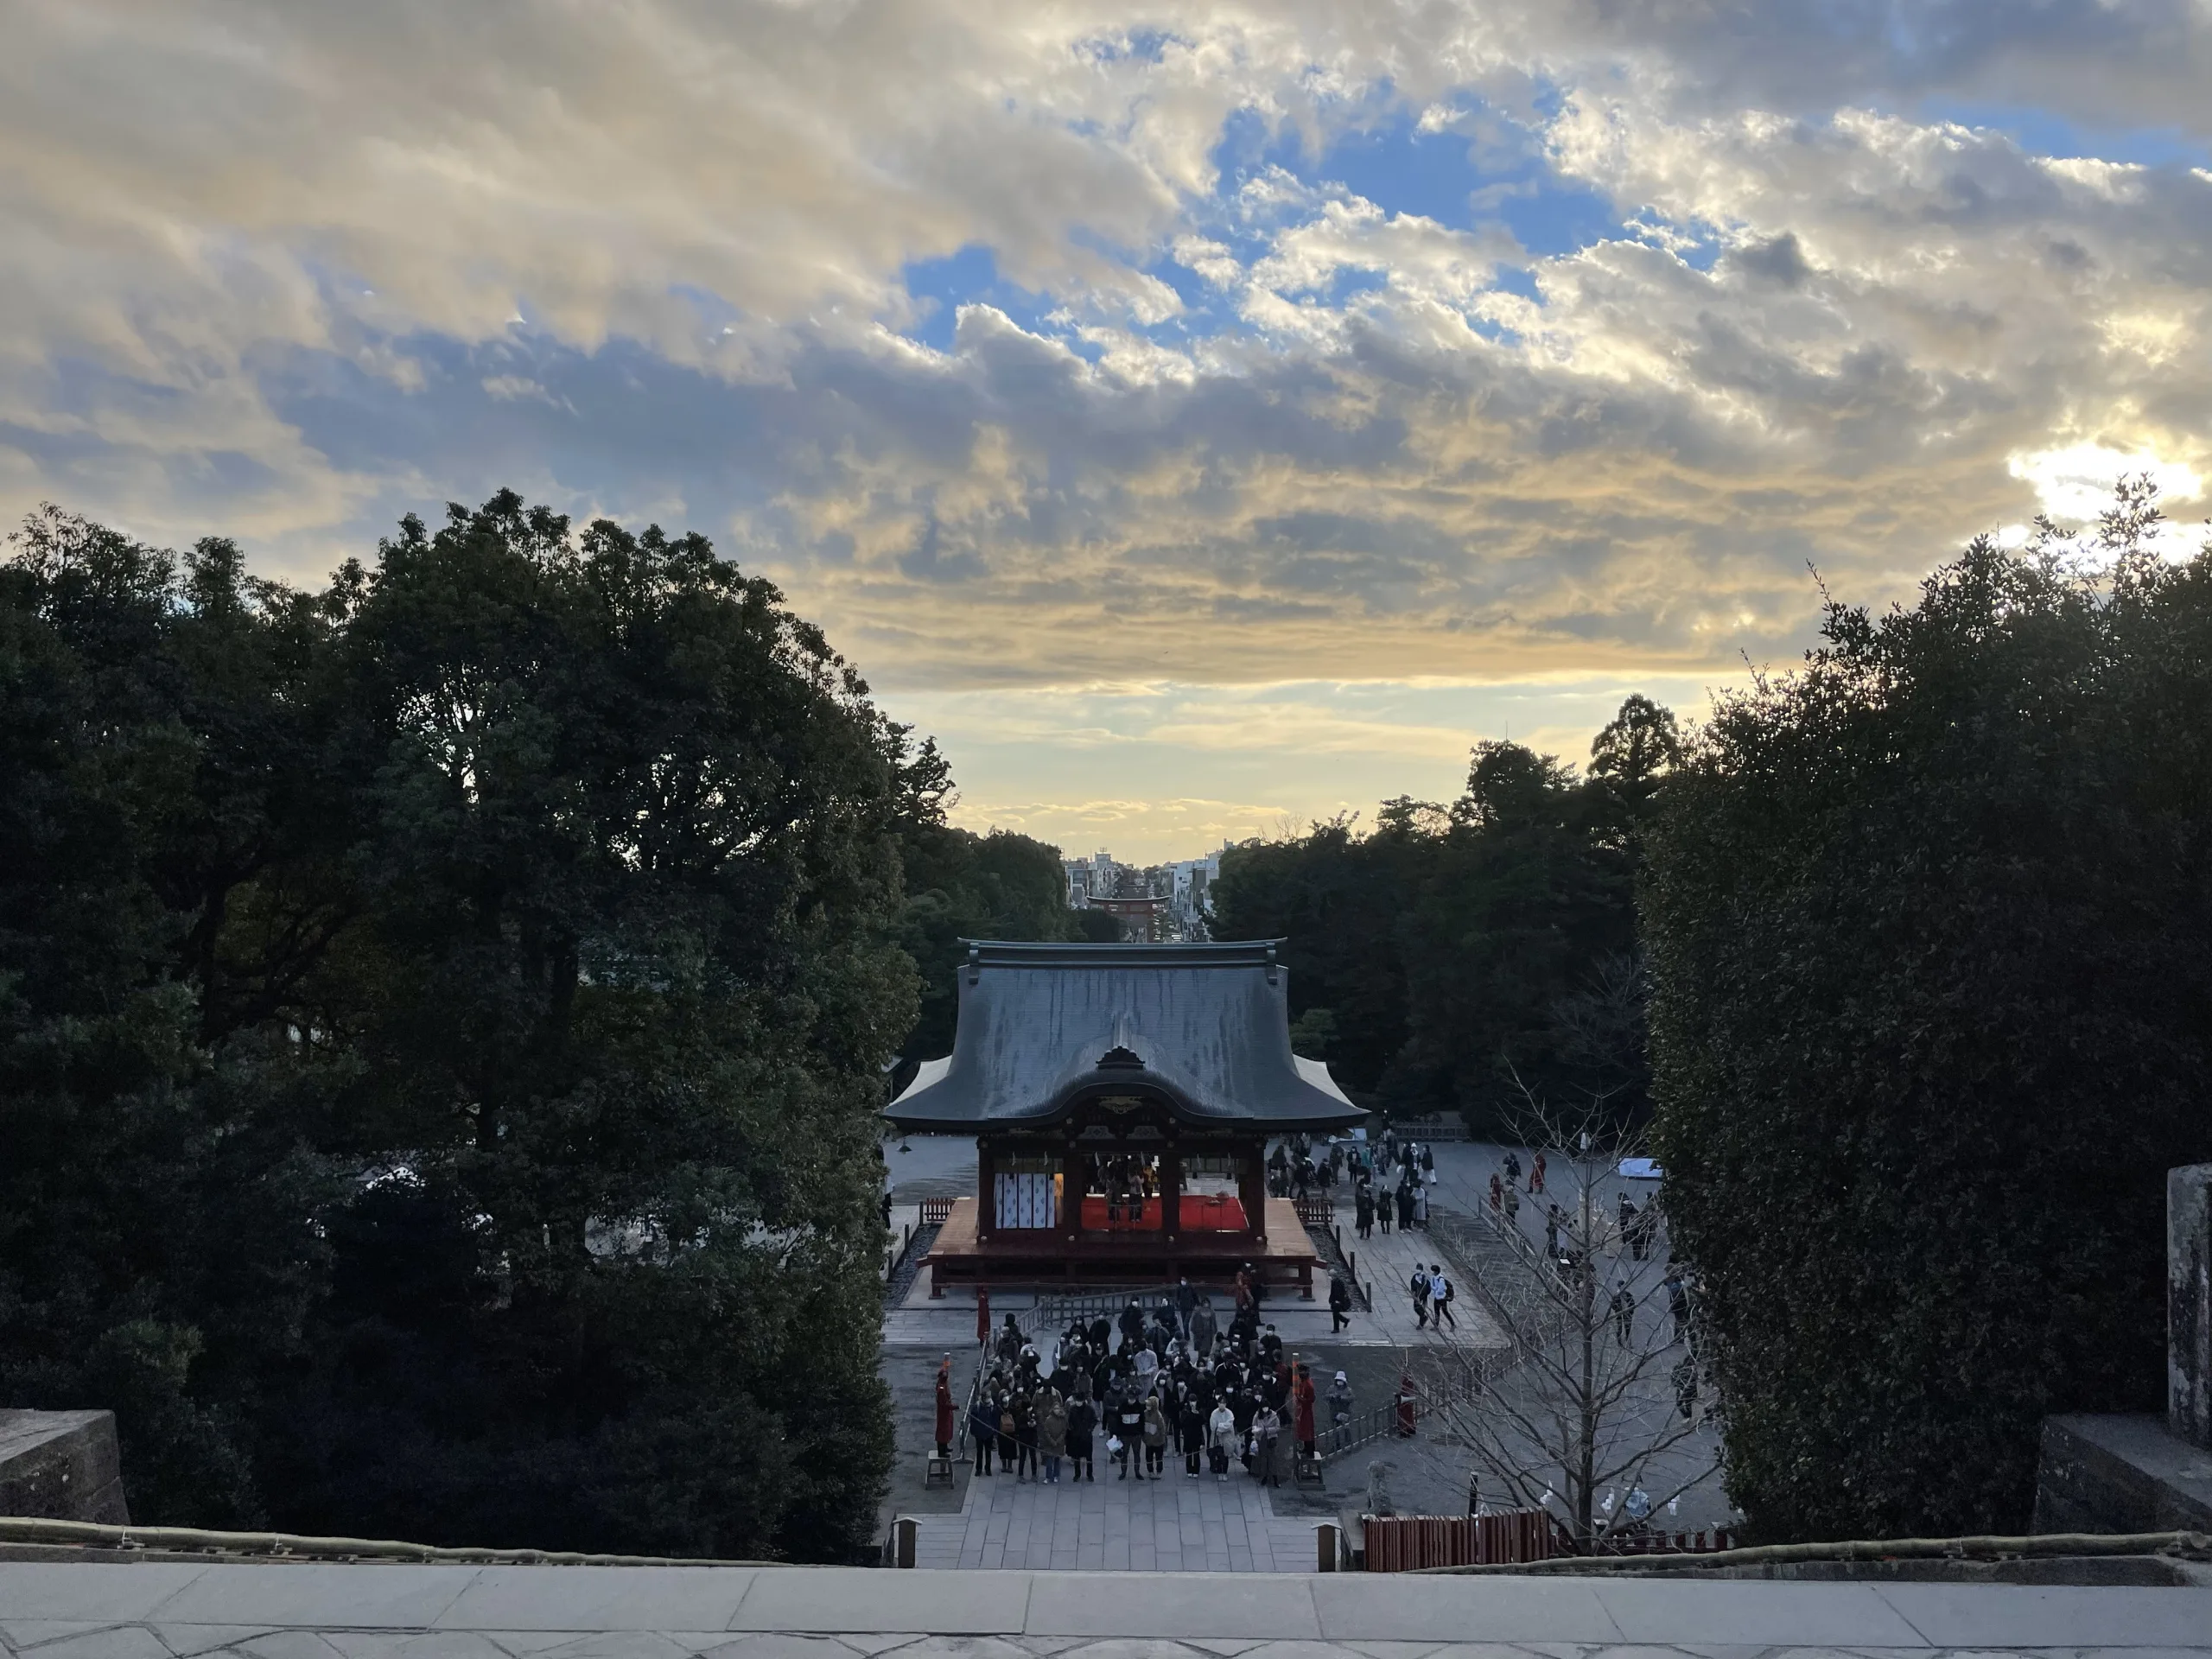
left=1064, top=845, right=1226, bottom=941
left=1166, top=850, right=1225, bottom=939
left=1064, top=850, right=1117, bottom=908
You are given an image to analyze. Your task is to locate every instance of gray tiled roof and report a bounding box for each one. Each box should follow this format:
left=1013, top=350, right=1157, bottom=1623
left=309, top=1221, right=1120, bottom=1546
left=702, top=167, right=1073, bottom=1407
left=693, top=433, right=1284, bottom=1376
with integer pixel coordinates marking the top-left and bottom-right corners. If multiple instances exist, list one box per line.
left=885, top=941, right=1364, bottom=1134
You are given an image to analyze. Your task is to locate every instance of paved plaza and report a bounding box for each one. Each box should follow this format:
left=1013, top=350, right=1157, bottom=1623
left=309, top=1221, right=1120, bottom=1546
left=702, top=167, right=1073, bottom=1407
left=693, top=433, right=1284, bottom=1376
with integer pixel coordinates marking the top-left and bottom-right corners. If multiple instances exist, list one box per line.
left=917, top=1459, right=1319, bottom=1573
left=3, top=1562, right=2209, bottom=1657
left=878, top=1132, right=1732, bottom=1554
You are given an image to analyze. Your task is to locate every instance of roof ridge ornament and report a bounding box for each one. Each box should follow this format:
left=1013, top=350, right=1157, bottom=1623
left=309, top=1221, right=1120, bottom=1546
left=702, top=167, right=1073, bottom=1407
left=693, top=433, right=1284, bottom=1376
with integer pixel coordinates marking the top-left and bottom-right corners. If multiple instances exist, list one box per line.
left=1096, top=1045, right=1143, bottom=1070
left=1266, top=943, right=1279, bottom=986
left=967, top=943, right=981, bottom=985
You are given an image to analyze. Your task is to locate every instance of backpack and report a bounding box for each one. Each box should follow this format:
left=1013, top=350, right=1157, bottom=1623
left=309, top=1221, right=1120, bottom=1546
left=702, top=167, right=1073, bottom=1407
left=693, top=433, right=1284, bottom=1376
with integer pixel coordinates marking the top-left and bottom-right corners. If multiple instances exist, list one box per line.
left=1445, top=1279, right=1455, bottom=1303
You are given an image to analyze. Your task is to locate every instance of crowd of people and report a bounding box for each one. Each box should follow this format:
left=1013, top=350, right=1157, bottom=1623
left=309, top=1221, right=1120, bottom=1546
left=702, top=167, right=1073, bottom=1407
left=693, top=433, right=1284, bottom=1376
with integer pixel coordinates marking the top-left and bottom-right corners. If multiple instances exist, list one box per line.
left=933, top=1271, right=1358, bottom=1488
left=1350, top=1132, right=1438, bottom=1237
left=1273, top=1130, right=1440, bottom=1238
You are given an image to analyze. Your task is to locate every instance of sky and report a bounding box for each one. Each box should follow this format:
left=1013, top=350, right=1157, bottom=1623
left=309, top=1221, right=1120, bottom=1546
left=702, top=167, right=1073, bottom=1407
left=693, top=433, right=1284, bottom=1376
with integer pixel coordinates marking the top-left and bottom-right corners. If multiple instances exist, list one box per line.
left=6, top=2, right=2212, bottom=861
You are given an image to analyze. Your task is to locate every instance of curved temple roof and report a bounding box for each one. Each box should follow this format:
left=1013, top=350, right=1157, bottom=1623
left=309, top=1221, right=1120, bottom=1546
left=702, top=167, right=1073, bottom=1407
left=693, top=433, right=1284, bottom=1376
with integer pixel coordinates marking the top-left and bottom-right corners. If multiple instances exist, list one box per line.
left=885, top=940, right=1366, bottom=1134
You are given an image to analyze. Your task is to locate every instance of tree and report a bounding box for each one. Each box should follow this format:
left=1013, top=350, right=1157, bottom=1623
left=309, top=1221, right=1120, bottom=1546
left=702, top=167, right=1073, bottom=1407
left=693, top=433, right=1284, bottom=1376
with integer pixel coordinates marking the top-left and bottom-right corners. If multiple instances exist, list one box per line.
left=1389, top=741, right=1643, bottom=1131
left=1644, top=484, right=2212, bottom=1541
left=893, top=796, right=1087, bottom=1065
left=1208, top=704, right=1679, bottom=1133
left=1207, top=813, right=1421, bottom=1102
left=0, top=508, right=341, bottom=1527
left=1, top=493, right=931, bottom=1559
left=1437, top=1090, right=1718, bottom=1546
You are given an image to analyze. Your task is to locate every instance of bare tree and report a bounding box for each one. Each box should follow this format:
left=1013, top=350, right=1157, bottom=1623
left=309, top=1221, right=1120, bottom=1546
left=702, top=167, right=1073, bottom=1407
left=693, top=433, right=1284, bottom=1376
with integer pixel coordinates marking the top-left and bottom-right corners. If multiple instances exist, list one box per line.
left=1433, top=1084, right=1719, bottom=1547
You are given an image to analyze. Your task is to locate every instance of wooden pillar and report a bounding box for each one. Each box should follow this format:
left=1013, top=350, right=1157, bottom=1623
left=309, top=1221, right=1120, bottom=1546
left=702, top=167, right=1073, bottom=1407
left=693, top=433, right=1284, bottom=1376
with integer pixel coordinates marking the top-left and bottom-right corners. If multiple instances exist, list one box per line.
left=976, top=1137, right=995, bottom=1243
left=1239, top=1139, right=1267, bottom=1246
left=1063, top=1135, right=1081, bottom=1246
left=1160, top=1134, right=1182, bottom=1256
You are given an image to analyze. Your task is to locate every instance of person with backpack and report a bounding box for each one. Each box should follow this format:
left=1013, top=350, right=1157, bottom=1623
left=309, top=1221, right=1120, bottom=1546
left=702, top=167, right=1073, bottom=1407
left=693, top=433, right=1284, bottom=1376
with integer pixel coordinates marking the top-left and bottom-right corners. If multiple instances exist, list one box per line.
left=1429, top=1264, right=1456, bottom=1331
left=1141, top=1393, right=1169, bottom=1477
left=1410, top=1264, right=1431, bottom=1329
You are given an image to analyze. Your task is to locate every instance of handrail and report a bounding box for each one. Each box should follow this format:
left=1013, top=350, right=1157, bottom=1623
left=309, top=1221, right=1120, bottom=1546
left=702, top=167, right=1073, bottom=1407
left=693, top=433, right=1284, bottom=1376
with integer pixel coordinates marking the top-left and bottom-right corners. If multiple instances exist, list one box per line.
left=1478, top=1193, right=1560, bottom=1282
left=1031, top=1284, right=1184, bottom=1335
left=1315, top=1369, right=1490, bottom=1461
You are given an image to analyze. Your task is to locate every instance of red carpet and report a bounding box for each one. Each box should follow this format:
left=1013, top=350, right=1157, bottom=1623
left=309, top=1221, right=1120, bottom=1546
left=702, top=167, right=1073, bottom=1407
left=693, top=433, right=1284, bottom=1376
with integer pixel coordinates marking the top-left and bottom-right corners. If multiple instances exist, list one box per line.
left=1077, top=1194, right=1248, bottom=1233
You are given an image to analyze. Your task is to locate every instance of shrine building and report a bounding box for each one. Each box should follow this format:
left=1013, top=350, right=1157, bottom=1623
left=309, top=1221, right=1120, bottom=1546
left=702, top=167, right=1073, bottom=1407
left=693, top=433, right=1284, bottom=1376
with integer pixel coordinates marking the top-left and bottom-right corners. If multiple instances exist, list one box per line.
left=886, top=939, right=1364, bottom=1296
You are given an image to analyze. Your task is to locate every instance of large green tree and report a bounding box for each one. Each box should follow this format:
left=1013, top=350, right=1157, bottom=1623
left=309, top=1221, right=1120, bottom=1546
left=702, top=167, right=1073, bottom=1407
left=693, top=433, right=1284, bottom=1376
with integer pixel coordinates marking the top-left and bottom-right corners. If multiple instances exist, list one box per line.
left=1, top=494, right=922, bottom=1559
left=1208, top=696, right=1678, bottom=1130
left=0, top=509, right=341, bottom=1526
left=895, top=812, right=1087, bottom=1065
left=1644, top=488, right=2212, bottom=1540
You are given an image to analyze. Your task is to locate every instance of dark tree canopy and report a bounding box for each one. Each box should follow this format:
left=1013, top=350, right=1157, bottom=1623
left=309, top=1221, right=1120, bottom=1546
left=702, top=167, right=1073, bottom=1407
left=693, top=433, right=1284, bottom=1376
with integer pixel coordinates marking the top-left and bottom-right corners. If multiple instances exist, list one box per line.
left=1207, top=699, right=1673, bottom=1133
left=1644, top=488, right=2212, bottom=1541
left=0, top=494, right=926, bottom=1559
left=895, top=817, right=1090, bottom=1065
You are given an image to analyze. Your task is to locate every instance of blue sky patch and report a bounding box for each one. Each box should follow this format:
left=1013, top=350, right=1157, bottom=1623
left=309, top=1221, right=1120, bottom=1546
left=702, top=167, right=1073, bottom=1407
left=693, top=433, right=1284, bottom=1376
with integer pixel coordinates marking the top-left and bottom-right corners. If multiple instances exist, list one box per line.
left=1917, top=99, right=2210, bottom=168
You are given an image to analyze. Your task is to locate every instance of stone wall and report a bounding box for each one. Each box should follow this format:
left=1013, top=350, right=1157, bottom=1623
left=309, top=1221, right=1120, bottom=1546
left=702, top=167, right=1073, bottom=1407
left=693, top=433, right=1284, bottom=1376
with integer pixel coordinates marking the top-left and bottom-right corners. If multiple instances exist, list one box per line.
left=0, top=1409, right=130, bottom=1523
left=2033, top=1413, right=2212, bottom=1535
left=2174, top=1163, right=2212, bottom=1451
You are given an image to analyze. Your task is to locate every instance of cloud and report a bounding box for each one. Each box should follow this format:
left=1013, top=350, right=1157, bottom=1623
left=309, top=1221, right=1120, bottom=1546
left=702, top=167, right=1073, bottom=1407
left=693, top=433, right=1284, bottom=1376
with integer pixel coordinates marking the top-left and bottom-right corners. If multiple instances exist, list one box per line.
left=7, top=1, right=2212, bottom=847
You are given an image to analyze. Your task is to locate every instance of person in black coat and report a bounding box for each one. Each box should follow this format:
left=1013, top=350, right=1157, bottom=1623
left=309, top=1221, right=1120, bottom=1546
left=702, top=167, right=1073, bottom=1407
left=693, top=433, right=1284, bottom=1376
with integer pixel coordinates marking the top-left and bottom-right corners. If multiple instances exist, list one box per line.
left=969, top=1391, right=1000, bottom=1475
left=1178, top=1395, right=1206, bottom=1477
left=1066, top=1395, right=1097, bottom=1481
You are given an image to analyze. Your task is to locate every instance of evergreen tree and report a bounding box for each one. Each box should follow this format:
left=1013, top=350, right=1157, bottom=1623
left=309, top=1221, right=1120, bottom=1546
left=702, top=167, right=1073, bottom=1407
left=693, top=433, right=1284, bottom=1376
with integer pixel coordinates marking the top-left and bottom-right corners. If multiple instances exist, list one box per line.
left=1, top=494, right=925, bottom=1558
left=1644, top=488, right=2212, bottom=1539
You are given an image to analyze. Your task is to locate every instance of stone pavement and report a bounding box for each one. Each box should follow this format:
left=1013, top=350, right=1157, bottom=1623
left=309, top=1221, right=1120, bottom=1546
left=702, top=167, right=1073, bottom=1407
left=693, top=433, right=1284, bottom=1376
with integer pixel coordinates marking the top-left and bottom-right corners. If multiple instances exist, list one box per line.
left=918, top=1458, right=1319, bottom=1573
left=4, top=1562, right=2210, bottom=1656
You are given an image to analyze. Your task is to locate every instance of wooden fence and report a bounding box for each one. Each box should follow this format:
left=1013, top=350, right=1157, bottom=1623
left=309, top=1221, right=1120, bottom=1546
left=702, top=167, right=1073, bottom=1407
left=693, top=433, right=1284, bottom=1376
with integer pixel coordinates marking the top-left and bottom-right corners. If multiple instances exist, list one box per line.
left=1294, top=1195, right=1334, bottom=1229
left=918, top=1196, right=957, bottom=1226
left=1360, top=1514, right=1740, bottom=1571
left=1362, top=1510, right=1558, bottom=1571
